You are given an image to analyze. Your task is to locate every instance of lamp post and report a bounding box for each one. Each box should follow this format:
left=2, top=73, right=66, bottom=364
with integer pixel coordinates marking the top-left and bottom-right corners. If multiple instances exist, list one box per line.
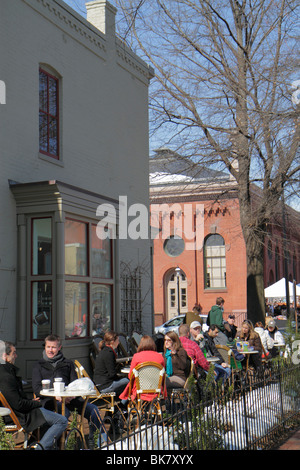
left=175, top=266, right=181, bottom=315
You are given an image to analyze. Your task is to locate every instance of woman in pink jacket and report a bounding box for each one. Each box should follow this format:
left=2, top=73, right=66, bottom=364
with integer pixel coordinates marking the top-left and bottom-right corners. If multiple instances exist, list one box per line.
left=119, top=335, right=166, bottom=402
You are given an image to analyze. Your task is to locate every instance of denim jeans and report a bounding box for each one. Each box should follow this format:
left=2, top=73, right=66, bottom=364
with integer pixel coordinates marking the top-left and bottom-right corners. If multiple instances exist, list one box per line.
left=64, top=402, right=105, bottom=433
left=99, top=377, right=129, bottom=399
left=214, top=364, right=231, bottom=383
left=39, top=407, right=68, bottom=450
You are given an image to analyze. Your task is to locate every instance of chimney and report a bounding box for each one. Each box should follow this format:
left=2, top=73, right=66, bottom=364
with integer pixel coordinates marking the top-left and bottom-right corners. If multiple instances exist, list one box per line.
left=86, top=1, right=117, bottom=37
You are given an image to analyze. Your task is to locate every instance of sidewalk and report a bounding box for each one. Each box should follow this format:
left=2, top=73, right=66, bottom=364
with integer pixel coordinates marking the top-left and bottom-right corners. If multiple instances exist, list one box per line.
left=277, top=428, right=300, bottom=450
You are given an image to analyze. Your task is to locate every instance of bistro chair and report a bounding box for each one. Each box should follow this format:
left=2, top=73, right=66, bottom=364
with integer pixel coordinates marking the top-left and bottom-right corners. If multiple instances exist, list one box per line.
left=0, top=391, right=32, bottom=448
left=170, top=355, right=196, bottom=404
left=127, top=361, right=166, bottom=427
left=74, top=360, right=116, bottom=414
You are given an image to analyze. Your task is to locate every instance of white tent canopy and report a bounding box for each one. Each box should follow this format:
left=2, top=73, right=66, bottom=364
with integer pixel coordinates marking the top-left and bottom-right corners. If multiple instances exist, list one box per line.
left=264, top=278, right=300, bottom=298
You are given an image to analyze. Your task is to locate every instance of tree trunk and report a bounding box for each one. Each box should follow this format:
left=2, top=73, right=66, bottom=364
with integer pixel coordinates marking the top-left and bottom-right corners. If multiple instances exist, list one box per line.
left=245, top=232, right=266, bottom=324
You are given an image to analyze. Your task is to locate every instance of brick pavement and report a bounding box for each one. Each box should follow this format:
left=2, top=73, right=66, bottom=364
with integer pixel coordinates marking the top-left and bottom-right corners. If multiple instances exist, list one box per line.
left=277, top=428, right=300, bottom=450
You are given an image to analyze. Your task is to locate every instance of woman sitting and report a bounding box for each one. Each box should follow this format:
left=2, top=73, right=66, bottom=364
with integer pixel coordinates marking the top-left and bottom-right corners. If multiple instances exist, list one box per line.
left=93, top=331, right=129, bottom=397
left=265, top=319, right=285, bottom=357
left=164, top=331, right=189, bottom=390
left=239, top=320, right=263, bottom=370
left=119, top=335, right=166, bottom=402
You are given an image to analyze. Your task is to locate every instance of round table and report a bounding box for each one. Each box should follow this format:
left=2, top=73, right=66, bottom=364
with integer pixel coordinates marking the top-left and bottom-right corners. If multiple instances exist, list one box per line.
left=237, top=350, right=259, bottom=371
left=40, top=388, right=97, bottom=449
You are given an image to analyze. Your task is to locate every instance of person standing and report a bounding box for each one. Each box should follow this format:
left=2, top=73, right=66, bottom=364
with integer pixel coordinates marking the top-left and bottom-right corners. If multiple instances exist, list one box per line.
left=208, top=297, right=225, bottom=332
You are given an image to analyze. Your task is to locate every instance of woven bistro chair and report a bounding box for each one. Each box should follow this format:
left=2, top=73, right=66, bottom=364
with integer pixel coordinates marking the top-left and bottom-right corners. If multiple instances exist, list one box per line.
left=127, top=361, right=166, bottom=426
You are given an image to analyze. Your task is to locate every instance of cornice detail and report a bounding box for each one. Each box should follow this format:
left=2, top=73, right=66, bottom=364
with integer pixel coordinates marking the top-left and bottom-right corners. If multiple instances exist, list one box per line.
left=26, top=0, right=106, bottom=55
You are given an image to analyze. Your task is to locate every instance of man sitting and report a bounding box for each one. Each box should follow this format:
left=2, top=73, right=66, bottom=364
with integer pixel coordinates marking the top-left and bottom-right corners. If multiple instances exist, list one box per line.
left=203, top=325, right=231, bottom=382
left=0, top=340, right=68, bottom=450
left=32, top=334, right=107, bottom=448
left=179, top=323, right=211, bottom=375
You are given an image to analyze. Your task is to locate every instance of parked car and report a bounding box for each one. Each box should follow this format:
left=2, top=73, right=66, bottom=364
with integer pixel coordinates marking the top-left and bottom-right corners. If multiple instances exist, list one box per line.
left=154, top=314, right=208, bottom=336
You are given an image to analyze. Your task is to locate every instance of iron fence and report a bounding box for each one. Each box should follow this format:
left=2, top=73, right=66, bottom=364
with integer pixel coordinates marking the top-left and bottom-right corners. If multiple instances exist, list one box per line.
left=102, top=360, right=300, bottom=451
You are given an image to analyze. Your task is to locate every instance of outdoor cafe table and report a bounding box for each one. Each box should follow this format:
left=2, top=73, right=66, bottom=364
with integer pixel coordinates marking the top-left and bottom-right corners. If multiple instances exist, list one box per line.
left=206, top=356, right=220, bottom=363
left=40, top=388, right=97, bottom=448
left=116, top=356, right=132, bottom=364
left=0, top=407, right=11, bottom=417
left=238, top=350, right=259, bottom=372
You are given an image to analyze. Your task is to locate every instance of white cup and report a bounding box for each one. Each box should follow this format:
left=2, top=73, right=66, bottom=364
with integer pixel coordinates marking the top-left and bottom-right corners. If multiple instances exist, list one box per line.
left=42, top=379, right=51, bottom=391
left=54, top=381, right=65, bottom=393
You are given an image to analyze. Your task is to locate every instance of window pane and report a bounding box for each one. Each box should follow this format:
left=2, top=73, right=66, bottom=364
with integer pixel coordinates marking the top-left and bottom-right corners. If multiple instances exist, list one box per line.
left=49, top=116, right=58, bottom=155
left=204, top=234, right=226, bottom=288
left=32, top=281, right=52, bottom=339
left=91, top=284, right=112, bottom=335
left=48, top=77, right=57, bottom=116
left=39, top=68, right=59, bottom=158
left=32, top=218, right=52, bottom=275
left=39, top=71, right=48, bottom=111
left=91, top=224, right=112, bottom=278
left=39, top=113, right=48, bottom=152
left=65, top=282, right=88, bottom=338
left=65, top=219, right=87, bottom=275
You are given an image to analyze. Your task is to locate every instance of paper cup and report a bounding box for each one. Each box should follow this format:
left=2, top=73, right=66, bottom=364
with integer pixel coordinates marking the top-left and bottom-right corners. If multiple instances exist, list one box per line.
left=42, top=379, right=51, bottom=391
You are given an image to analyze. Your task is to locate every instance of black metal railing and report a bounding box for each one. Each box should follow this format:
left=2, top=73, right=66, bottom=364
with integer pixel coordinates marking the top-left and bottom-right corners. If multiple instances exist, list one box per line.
left=102, top=360, right=300, bottom=451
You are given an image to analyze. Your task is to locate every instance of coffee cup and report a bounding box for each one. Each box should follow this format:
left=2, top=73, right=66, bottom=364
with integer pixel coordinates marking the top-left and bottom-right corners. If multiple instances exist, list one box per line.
left=42, top=379, right=51, bottom=391
left=54, top=381, right=65, bottom=393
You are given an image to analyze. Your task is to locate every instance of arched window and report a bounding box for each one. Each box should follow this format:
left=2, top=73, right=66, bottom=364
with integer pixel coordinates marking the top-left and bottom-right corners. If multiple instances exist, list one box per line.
left=204, top=234, right=226, bottom=289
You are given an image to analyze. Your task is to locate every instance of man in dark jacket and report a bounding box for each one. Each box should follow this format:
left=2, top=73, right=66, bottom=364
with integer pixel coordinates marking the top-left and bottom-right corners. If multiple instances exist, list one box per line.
left=32, top=334, right=106, bottom=448
left=0, top=341, right=67, bottom=450
left=203, top=326, right=231, bottom=382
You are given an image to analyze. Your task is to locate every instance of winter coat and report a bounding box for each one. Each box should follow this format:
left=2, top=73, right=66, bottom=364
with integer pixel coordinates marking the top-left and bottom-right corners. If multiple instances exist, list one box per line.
left=165, top=347, right=189, bottom=382
left=254, top=327, right=274, bottom=351
left=93, top=345, right=119, bottom=389
left=32, top=354, right=81, bottom=410
left=0, top=363, right=46, bottom=432
left=119, top=350, right=166, bottom=402
left=203, top=331, right=224, bottom=363
left=265, top=328, right=285, bottom=349
left=208, top=305, right=224, bottom=331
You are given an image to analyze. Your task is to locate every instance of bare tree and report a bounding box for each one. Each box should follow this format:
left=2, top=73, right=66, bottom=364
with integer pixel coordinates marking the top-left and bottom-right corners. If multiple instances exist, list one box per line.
left=115, top=0, right=300, bottom=323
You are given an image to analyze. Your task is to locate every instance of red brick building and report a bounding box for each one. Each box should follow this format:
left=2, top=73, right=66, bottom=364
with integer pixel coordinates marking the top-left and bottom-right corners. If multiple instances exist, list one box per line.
left=150, top=150, right=300, bottom=327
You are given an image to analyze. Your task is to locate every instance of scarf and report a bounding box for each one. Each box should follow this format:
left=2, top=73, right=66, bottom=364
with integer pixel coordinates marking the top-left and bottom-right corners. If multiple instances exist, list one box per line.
left=43, top=350, right=64, bottom=368
left=165, top=349, right=173, bottom=377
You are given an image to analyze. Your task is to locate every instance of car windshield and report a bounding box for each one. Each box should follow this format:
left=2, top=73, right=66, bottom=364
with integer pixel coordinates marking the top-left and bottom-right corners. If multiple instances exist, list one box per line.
left=167, top=317, right=184, bottom=327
